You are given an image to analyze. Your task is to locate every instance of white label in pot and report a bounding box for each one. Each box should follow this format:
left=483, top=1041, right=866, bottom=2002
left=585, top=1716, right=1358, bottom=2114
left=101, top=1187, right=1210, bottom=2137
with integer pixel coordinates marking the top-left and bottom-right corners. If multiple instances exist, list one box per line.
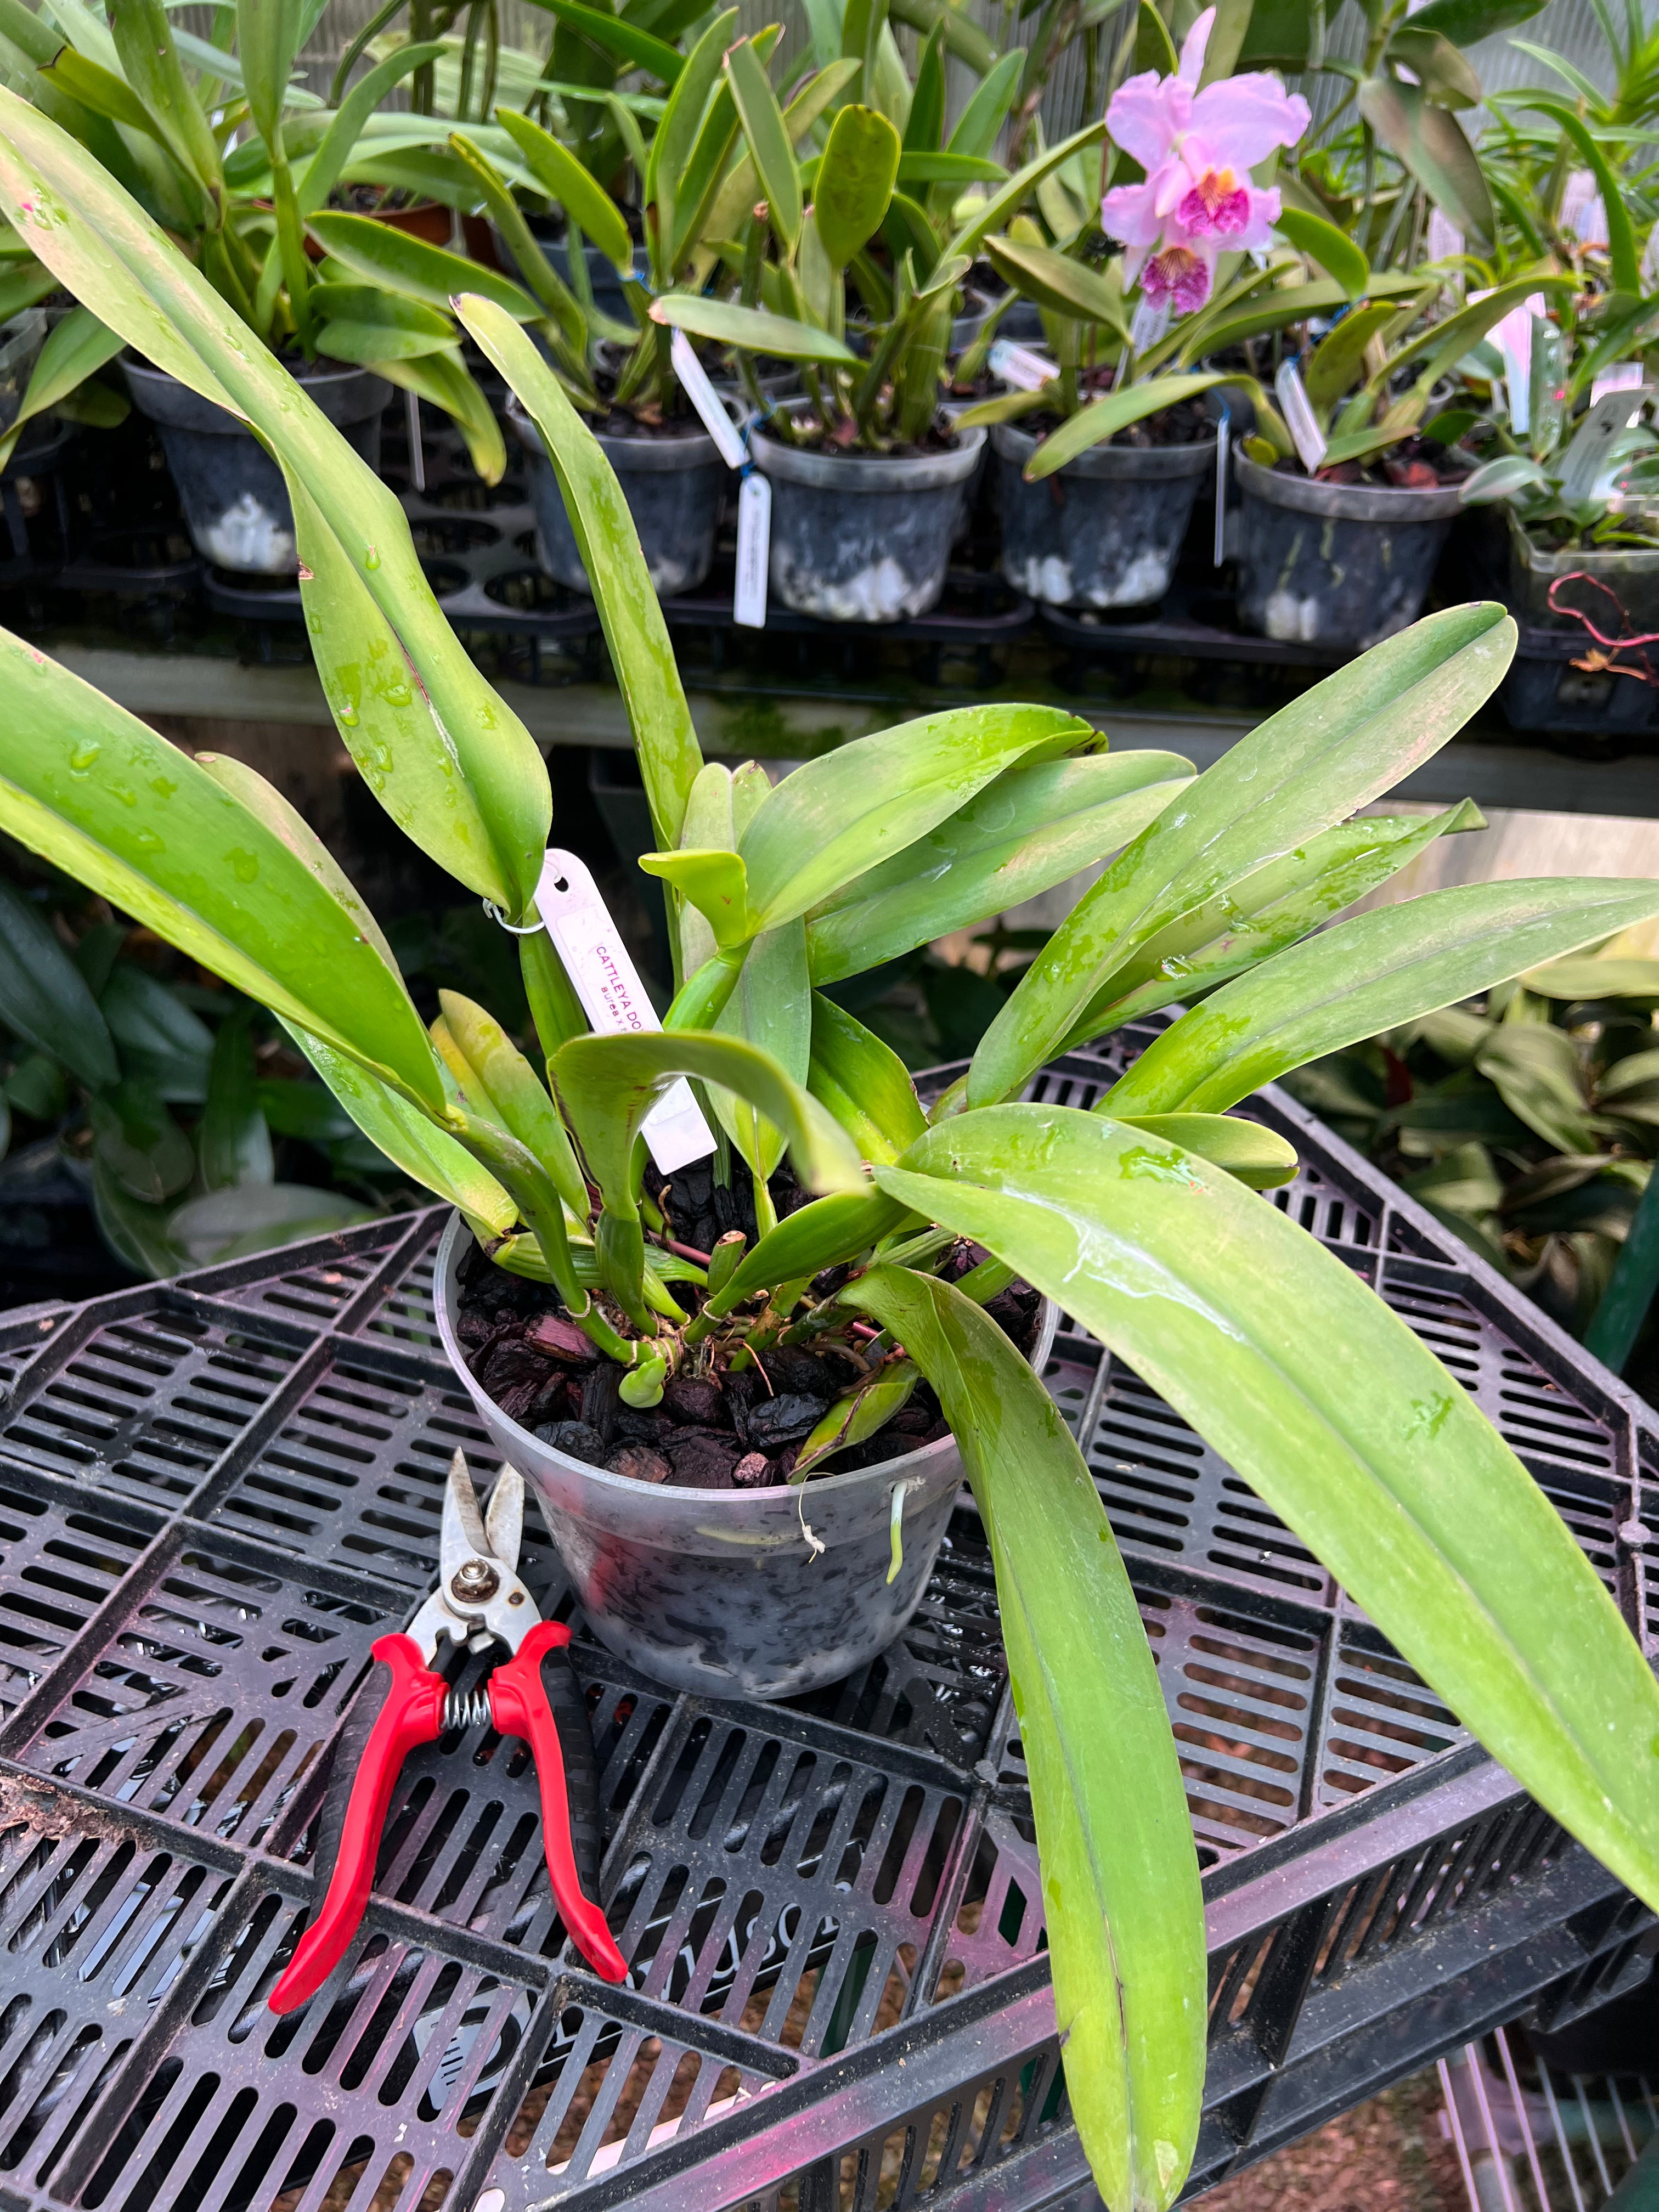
left=987, top=340, right=1055, bottom=392
left=734, top=472, right=770, bottom=629
left=537, top=848, right=716, bottom=1172
left=669, top=330, right=747, bottom=469
left=1274, top=359, right=1327, bottom=474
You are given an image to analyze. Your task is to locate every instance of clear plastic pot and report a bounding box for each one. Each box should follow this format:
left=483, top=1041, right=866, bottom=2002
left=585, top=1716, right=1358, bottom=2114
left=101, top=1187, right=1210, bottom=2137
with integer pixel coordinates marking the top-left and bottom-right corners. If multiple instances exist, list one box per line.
left=993, top=419, right=1215, bottom=608
left=433, top=1214, right=1058, bottom=1701
left=507, top=393, right=726, bottom=599
left=1234, top=452, right=1462, bottom=648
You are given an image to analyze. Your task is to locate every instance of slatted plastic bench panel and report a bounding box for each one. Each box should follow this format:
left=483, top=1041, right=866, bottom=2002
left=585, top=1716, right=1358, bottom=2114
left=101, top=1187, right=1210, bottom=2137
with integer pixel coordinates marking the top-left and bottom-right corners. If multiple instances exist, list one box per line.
left=0, top=1040, right=1645, bottom=2212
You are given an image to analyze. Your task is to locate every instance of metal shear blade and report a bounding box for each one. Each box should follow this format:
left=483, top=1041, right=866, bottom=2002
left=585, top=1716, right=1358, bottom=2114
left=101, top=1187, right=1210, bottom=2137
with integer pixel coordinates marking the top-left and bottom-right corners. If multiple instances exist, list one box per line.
left=407, top=1449, right=536, bottom=1660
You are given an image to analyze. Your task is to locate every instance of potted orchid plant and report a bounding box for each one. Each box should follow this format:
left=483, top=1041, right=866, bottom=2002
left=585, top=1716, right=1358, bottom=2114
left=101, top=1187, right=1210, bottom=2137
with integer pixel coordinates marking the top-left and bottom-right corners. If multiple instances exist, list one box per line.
left=953, top=7, right=1317, bottom=609
left=9, top=77, right=1659, bottom=2212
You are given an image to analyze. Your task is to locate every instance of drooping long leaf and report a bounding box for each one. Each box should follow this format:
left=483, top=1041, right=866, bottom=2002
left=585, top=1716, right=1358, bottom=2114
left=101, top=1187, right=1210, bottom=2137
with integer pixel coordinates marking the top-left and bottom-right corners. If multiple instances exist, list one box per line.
left=367, top=347, right=507, bottom=486
left=1357, top=74, right=1493, bottom=250
left=456, top=295, right=702, bottom=855
left=1024, top=373, right=1240, bottom=480
left=967, top=605, right=1516, bottom=1108
left=651, top=292, right=860, bottom=363
left=284, top=1020, right=516, bottom=1234
left=438, top=987, right=588, bottom=1220
left=1519, top=96, right=1641, bottom=297
left=0, top=873, right=117, bottom=1091
left=0, top=301, right=123, bottom=473
left=0, top=88, right=552, bottom=918
left=877, top=1106, right=1659, bottom=1928
left=983, top=234, right=1130, bottom=338
left=492, top=105, right=634, bottom=274
left=522, top=0, right=684, bottom=82
left=805, top=750, right=1194, bottom=984
left=843, top=1261, right=1205, bottom=2212
left=937, top=117, right=1106, bottom=274
left=297, top=41, right=448, bottom=214
left=1103, top=878, right=1659, bottom=1116
left=1063, top=800, right=1488, bottom=1047
left=0, top=628, right=445, bottom=1109
left=735, top=704, right=1096, bottom=936
left=1273, top=207, right=1368, bottom=300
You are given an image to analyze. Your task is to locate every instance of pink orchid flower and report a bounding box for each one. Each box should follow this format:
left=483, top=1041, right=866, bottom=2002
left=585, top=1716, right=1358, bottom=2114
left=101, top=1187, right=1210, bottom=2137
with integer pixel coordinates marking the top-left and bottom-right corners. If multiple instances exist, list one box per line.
left=1101, top=5, right=1310, bottom=315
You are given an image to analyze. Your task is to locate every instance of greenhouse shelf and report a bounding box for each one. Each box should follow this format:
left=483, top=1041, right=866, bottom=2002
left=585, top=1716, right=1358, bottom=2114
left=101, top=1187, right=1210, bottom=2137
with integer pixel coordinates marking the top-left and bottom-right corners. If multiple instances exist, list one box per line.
left=0, top=1030, right=1649, bottom=2212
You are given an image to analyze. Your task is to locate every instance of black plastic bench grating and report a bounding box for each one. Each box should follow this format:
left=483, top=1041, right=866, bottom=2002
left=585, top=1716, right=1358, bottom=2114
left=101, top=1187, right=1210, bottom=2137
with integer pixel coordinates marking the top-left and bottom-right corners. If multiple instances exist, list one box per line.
left=0, top=1035, right=1648, bottom=2212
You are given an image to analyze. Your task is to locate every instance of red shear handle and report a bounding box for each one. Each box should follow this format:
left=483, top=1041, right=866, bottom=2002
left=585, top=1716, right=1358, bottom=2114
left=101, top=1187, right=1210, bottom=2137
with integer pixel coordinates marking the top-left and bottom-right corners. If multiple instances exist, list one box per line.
left=489, top=1621, right=628, bottom=1983
left=269, top=1633, right=448, bottom=2015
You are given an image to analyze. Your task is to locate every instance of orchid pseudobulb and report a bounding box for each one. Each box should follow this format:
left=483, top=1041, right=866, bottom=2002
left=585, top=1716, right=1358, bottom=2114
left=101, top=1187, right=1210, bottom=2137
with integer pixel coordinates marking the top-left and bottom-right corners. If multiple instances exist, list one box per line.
left=1101, top=4, right=1309, bottom=315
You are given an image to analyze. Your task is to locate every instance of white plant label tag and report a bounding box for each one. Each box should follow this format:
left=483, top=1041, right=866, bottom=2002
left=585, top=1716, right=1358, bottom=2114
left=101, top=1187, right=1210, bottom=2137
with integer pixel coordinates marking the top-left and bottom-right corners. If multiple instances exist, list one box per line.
left=1592, top=361, right=1644, bottom=405
left=733, top=471, right=770, bottom=629
left=1214, top=412, right=1230, bottom=565
left=1275, top=358, right=1327, bottom=473
left=1471, top=287, right=1544, bottom=435
left=670, top=330, right=746, bottom=470
left=1560, top=386, right=1656, bottom=502
left=987, top=339, right=1055, bottom=391
left=1129, top=294, right=1171, bottom=353
left=536, top=848, right=715, bottom=1173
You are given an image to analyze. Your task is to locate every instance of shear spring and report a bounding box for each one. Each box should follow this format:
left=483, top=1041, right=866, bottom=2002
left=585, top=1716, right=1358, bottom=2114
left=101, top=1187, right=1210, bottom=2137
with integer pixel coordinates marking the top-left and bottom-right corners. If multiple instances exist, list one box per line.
left=444, top=1684, right=492, bottom=1732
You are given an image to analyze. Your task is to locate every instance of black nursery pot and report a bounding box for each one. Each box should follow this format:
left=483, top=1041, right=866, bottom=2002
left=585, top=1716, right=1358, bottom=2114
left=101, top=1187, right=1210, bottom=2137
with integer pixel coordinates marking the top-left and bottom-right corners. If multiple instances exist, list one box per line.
left=123, top=359, right=388, bottom=575
left=993, top=420, right=1215, bottom=610
left=508, top=393, right=726, bottom=599
left=1234, top=452, right=1462, bottom=648
left=749, top=409, right=984, bottom=622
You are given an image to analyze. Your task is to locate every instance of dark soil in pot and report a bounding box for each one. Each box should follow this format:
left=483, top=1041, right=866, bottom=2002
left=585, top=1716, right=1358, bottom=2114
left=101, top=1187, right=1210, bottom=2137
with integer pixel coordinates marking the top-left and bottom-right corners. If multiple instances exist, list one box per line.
left=453, top=1152, right=1040, bottom=1491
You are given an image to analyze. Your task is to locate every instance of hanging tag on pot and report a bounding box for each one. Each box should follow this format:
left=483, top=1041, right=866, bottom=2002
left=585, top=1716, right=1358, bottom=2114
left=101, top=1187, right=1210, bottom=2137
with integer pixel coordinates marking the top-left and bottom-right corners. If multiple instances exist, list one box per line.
left=733, top=470, right=770, bottom=629
left=669, top=329, right=746, bottom=470
left=1214, top=410, right=1231, bottom=566
left=987, top=339, right=1055, bottom=392
left=536, top=848, right=716, bottom=1173
left=1275, top=358, right=1327, bottom=474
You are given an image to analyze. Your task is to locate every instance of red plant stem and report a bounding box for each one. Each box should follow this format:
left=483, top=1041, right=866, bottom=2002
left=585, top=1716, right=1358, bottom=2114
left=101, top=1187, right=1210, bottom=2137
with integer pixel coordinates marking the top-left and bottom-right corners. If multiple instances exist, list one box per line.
left=664, top=1238, right=712, bottom=1265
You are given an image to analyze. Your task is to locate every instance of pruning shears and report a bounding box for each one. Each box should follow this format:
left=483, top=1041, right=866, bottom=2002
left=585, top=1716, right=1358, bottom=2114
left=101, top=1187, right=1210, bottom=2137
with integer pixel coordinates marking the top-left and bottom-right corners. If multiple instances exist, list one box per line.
left=269, top=1449, right=628, bottom=2013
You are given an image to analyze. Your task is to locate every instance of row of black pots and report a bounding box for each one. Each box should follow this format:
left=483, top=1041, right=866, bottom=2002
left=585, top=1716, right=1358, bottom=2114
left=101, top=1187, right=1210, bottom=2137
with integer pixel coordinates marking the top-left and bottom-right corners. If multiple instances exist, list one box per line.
left=117, top=355, right=1491, bottom=654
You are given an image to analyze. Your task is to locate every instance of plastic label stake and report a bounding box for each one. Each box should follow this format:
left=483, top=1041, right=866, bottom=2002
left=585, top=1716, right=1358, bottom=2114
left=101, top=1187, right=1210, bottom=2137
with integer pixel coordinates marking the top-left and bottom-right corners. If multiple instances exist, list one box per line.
left=734, top=472, right=770, bottom=629
left=536, top=848, right=715, bottom=1172
left=988, top=339, right=1055, bottom=391
left=1129, top=295, right=1171, bottom=353
left=1275, top=359, right=1327, bottom=473
left=1591, top=362, right=1644, bottom=405
left=1214, top=411, right=1231, bottom=566
left=669, top=330, right=746, bottom=469
left=1559, top=386, right=1656, bottom=504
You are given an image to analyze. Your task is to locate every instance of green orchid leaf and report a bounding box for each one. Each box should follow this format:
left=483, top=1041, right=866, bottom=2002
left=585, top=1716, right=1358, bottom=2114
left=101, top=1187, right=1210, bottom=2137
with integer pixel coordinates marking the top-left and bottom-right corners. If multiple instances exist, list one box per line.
left=366, top=347, right=508, bottom=485
left=711, top=919, right=812, bottom=1184
left=896, top=150, right=1003, bottom=183
left=724, top=35, right=801, bottom=255
left=1104, top=879, right=1659, bottom=1118
left=939, top=117, right=1107, bottom=273
left=1523, top=957, right=1659, bottom=1000
left=1357, top=73, right=1492, bottom=251
left=0, top=89, right=550, bottom=917
left=806, top=751, right=1193, bottom=985
left=793, top=1357, right=919, bottom=1479
left=983, top=234, right=1130, bottom=339
left=114, top=0, right=223, bottom=195
left=199, top=1006, right=275, bottom=1190
left=91, top=1075, right=194, bottom=1202
left=304, top=211, right=540, bottom=320
left=1180, top=272, right=1423, bottom=361
left=0, top=303, right=123, bottom=474
left=713, top=1186, right=916, bottom=1305
left=1111, top=1113, right=1297, bottom=1187
left=0, top=629, right=444, bottom=1110
left=739, top=704, right=1096, bottom=935
left=283, top=1019, right=517, bottom=1234
left=702, top=57, right=860, bottom=247
left=551, top=1029, right=865, bottom=1212
left=169, top=1182, right=376, bottom=1267
left=523, top=0, right=684, bottom=83
left=455, top=295, right=702, bottom=854
left=437, top=988, right=589, bottom=1221
left=1519, top=96, right=1640, bottom=298
left=1064, top=800, right=1489, bottom=1047
left=311, top=295, right=456, bottom=363
left=441, top=132, right=586, bottom=357
left=815, top=101, right=901, bottom=270
left=876, top=1105, right=1659, bottom=1942
left=297, top=41, right=448, bottom=215
left=943, top=48, right=1023, bottom=160
left=968, top=605, right=1516, bottom=1108
left=492, top=104, right=634, bottom=273
left=844, top=1260, right=1204, bottom=2212
left=1304, top=300, right=1402, bottom=413
left=644, top=6, right=736, bottom=282
left=101, top=964, right=213, bottom=1101
left=638, top=848, right=755, bottom=949
left=651, top=292, right=859, bottom=364
left=808, top=992, right=926, bottom=1164
left=0, top=874, right=117, bottom=1091
left=1023, top=373, right=1242, bottom=479
left=1273, top=207, right=1368, bottom=299
left=90, top=1147, right=185, bottom=1277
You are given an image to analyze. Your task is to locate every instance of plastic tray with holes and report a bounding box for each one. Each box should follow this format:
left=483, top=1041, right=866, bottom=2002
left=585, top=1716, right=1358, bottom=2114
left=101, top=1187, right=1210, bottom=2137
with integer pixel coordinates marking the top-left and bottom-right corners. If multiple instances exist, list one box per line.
left=0, top=1030, right=1649, bottom=2212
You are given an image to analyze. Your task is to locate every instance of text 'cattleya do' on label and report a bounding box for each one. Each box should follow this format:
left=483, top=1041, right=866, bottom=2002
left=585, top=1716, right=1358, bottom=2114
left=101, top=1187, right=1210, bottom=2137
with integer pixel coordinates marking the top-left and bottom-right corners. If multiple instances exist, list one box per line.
left=1102, top=3, right=1310, bottom=313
